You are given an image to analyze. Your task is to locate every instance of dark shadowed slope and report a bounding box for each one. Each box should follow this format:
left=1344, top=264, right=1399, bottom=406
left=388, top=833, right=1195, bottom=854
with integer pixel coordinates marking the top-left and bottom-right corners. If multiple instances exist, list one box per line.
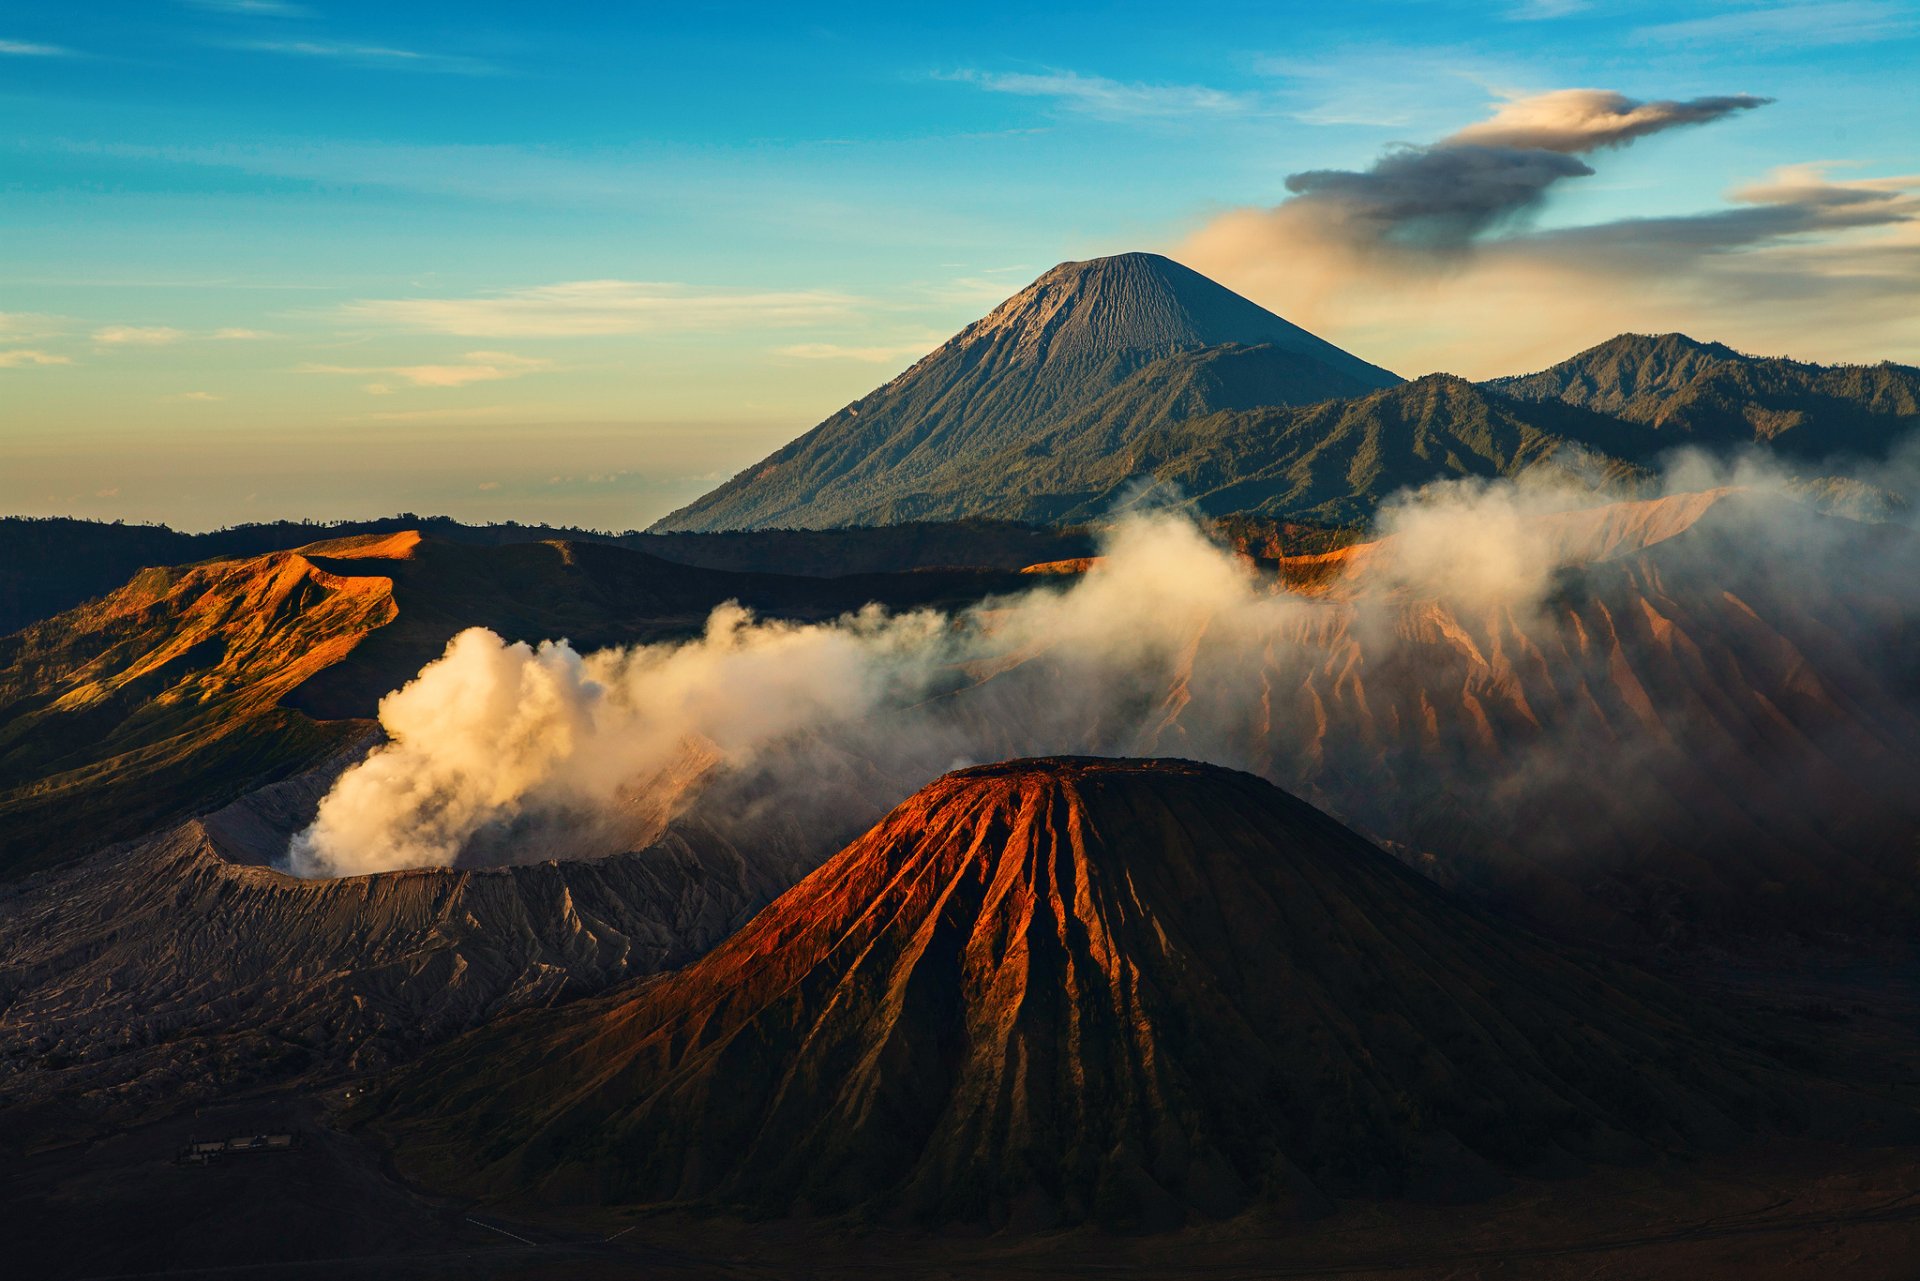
left=1488, top=333, right=1920, bottom=457
left=0, top=515, right=1094, bottom=636
left=909, top=373, right=1662, bottom=526
left=650, top=253, right=1400, bottom=531
left=372, top=758, right=1784, bottom=1229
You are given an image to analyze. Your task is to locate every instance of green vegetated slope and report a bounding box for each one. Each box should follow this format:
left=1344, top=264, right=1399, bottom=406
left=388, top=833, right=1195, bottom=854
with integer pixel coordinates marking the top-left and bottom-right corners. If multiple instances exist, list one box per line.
left=1489, top=332, right=1920, bottom=456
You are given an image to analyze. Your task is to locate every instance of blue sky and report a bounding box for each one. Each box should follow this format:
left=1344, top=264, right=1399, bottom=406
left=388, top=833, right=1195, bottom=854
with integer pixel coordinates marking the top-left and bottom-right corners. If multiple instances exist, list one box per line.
left=2, top=0, right=1916, bottom=528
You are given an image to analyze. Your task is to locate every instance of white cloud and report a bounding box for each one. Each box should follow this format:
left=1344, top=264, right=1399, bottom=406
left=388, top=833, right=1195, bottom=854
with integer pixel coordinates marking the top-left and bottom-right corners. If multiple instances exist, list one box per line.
left=1507, top=0, right=1589, bottom=18
left=0, top=39, right=73, bottom=56
left=0, top=349, right=73, bottom=368
left=1446, top=88, right=1770, bottom=152
left=212, top=327, right=273, bottom=340
left=345, top=280, right=860, bottom=337
left=92, top=325, right=187, bottom=346
left=166, top=390, right=224, bottom=401
left=944, top=68, right=1256, bottom=120
left=300, top=351, right=556, bottom=389
left=187, top=0, right=311, bottom=14
left=237, top=40, right=497, bottom=74
left=0, top=311, right=64, bottom=338
left=349, top=404, right=526, bottom=424
left=1254, top=46, right=1512, bottom=130
left=1638, top=1, right=1918, bottom=48
left=774, top=340, right=940, bottom=363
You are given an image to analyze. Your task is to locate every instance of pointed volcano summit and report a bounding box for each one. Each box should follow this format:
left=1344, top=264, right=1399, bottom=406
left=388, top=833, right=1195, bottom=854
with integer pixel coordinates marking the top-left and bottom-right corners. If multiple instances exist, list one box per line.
left=371, top=758, right=1778, bottom=1228
left=651, top=254, right=1399, bottom=531
left=965, top=251, right=1388, bottom=373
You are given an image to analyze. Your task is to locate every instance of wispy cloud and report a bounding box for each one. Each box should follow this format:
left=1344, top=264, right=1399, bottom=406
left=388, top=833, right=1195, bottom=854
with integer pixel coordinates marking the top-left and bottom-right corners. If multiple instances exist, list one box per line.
left=1638, top=1, right=1918, bottom=48
left=236, top=39, right=498, bottom=74
left=774, top=340, right=939, bottom=363
left=915, top=269, right=1035, bottom=307
left=165, top=390, right=225, bottom=401
left=348, top=404, right=527, bottom=424
left=1255, top=46, right=1510, bottom=129
left=345, top=280, right=861, bottom=337
left=0, top=311, right=66, bottom=339
left=300, top=351, right=556, bottom=389
left=1507, top=0, right=1589, bottom=18
left=187, top=0, right=312, bottom=14
left=1447, top=89, right=1771, bottom=152
left=92, top=325, right=187, bottom=346
left=942, top=69, right=1256, bottom=121
left=0, top=349, right=73, bottom=368
left=87, top=324, right=273, bottom=346
left=0, top=38, right=74, bottom=56
left=1520, top=163, right=1920, bottom=263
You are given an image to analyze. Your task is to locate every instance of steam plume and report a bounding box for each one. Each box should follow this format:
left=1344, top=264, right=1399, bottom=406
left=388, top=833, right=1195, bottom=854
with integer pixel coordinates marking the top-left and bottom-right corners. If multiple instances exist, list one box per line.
left=288, top=453, right=1920, bottom=901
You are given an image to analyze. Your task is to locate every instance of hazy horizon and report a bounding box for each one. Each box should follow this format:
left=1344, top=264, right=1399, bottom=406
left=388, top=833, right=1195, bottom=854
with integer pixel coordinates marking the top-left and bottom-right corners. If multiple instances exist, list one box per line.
left=4, top=0, right=1917, bottom=529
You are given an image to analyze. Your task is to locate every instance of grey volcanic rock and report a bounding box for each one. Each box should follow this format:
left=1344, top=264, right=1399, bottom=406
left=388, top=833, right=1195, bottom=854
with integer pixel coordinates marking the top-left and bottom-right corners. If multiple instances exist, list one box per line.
left=945, top=252, right=1391, bottom=372
left=651, top=253, right=1399, bottom=532
left=0, top=760, right=818, bottom=1141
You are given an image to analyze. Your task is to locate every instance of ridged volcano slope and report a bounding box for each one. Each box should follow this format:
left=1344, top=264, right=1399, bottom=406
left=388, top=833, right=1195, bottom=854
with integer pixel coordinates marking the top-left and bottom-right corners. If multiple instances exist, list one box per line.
left=373, top=759, right=1781, bottom=1228
left=939, top=372, right=1662, bottom=525
left=651, top=253, right=1399, bottom=531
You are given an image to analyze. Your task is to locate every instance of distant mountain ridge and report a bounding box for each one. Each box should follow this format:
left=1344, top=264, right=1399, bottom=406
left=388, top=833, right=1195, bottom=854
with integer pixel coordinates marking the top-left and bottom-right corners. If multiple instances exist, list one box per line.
left=1488, top=332, right=1920, bottom=456
left=650, top=253, right=1401, bottom=531
left=655, top=261, right=1920, bottom=532
left=0, top=515, right=1091, bottom=637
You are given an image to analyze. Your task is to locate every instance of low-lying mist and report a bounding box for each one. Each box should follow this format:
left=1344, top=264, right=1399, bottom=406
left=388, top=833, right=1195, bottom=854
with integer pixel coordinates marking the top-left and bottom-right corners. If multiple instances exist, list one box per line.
left=286, top=447, right=1920, bottom=935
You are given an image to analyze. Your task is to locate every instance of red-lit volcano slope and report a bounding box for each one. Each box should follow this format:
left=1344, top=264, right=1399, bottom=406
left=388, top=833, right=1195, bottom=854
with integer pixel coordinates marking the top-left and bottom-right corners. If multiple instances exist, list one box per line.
left=371, top=758, right=1792, bottom=1230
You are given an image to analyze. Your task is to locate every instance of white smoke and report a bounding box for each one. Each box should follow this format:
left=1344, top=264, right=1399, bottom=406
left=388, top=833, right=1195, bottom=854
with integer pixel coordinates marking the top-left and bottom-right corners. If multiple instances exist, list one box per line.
left=286, top=602, right=958, bottom=876
left=287, top=509, right=1326, bottom=878
left=286, top=468, right=1919, bottom=893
